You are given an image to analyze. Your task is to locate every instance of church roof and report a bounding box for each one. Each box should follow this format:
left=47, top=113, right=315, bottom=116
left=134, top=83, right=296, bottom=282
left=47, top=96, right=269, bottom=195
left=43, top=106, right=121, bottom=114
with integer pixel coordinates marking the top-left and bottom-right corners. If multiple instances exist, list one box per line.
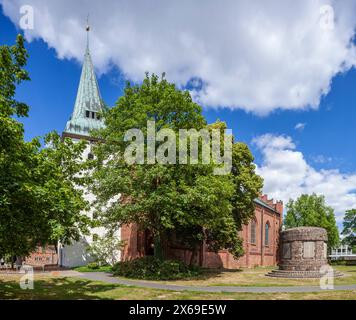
left=64, top=26, right=105, bottom=137
left=254, top=198, right=279, bottom=214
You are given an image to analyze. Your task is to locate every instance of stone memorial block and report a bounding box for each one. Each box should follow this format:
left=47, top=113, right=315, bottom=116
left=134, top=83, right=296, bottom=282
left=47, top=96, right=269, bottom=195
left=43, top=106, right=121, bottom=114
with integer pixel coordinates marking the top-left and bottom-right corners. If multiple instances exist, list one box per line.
left=267, top=227, right=343, bottom=278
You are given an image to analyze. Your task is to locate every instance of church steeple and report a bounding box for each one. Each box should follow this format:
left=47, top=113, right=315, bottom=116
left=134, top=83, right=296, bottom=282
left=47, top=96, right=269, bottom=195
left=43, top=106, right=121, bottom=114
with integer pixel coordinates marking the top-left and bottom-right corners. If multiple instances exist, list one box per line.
left=64, top=20, right=104, bottom=138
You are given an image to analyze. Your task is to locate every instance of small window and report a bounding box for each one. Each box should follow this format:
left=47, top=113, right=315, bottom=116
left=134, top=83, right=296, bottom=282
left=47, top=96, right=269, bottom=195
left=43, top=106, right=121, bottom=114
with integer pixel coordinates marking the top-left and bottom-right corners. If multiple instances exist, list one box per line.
left=250, top=220, right=256, bottom=244
left=265, top=223, right=270, bottom=246
left=96, top=114, right=101, bottom=120
left=92, top=234, right=99, bottom=242
left=91, top=112, right=95, bottom=119
left=86, top=110, right=90, bottom=118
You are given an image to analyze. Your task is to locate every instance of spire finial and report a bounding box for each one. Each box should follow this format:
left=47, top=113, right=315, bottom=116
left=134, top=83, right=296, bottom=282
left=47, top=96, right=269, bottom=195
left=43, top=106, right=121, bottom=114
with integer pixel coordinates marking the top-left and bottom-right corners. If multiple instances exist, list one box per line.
left=86, top=13, right=90, bottom=32
left=85, top=14, right=90, bottom=52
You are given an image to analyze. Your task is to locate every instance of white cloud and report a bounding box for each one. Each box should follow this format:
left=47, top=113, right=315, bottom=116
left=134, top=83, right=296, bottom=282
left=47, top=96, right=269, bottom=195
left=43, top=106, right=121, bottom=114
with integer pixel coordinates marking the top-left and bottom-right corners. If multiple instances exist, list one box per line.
left=253, top=134, right=356, bottom=223
left=1, top=0, right=356, bottom=114
left=295, top=123, right=306, bottom=131
left=311, top=155, right=333, bottom=164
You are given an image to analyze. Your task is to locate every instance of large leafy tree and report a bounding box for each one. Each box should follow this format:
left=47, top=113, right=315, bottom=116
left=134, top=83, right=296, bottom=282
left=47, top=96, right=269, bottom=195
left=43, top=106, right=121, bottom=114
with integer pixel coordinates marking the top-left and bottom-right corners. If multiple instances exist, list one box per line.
left=342, top=209, right=356, bottom=250
left=91, top=74, right=263, bottom=263
left=284, top=193, right=339, bottom=248
left=0, top=35, right=89, bottom=259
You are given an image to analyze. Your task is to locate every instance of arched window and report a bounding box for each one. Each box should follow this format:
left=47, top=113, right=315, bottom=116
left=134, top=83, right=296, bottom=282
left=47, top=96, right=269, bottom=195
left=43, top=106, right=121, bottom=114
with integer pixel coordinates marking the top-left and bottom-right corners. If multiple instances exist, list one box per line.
left=250, top=220, right=256, bottom=244
left=265, top=222, right=270, bottom=246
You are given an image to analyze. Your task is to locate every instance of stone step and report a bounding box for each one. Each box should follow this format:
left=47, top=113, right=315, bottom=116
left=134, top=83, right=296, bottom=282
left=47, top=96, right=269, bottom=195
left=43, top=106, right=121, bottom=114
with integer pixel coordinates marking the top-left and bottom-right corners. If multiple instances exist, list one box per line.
left=266, top=269, right=344, bottom=279
left=269, top=269, right=344, bottom=274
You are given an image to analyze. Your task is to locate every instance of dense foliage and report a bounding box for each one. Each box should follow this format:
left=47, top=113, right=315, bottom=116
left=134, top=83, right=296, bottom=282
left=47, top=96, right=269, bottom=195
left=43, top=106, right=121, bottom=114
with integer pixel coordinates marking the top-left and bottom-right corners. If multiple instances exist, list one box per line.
left=91, top=74, right=263, bottom=263
left=284, top=193, right=339, bottom=248
left=112, top=256, right=201, bottom=280
left=0, top=35, right=89, bottom=259
left=86, top=233, right=124, bottom=266
left=342, top=209, right=356, bottom=250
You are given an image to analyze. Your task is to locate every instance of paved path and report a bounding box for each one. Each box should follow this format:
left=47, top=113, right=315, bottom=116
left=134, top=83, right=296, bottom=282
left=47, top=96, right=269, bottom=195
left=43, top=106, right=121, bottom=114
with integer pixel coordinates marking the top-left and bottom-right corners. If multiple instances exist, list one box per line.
left=0, top=269, right=81, bottom=277
left=75, top=272, right=356, bottom=293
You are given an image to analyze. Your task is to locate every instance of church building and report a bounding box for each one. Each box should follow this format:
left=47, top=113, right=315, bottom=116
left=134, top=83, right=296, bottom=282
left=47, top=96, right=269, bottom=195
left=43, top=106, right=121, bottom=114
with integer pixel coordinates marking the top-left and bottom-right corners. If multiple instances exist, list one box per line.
left=120, top=196, right=283, bottom=269
left=25, top=26, right=283, bottom=269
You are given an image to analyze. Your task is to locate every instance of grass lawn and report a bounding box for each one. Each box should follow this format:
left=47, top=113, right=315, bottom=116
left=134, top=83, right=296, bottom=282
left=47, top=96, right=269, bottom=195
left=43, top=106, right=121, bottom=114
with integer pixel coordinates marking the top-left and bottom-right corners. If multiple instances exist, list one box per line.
left=130, top=265, right=356, bottom=287
left=0, top=274, right=355, bottom=300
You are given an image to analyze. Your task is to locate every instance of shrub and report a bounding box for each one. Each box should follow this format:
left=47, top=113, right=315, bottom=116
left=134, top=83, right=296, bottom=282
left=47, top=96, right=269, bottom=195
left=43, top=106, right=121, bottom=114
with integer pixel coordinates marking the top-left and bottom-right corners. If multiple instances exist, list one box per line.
left=112, top=256, right=201, bottom=280
left=87, top=262, right=100, bottom=270
left=73, top=264, right=112, bottom=273
left=86, top=233, right=124, bottom=266
left=330, top=259, right=347, bottom=266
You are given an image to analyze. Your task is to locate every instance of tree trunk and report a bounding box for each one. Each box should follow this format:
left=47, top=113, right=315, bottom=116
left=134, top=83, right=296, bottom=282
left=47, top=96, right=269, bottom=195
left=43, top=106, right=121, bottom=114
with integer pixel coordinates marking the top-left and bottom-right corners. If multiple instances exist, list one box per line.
left=153, top=233, right=164, bottom=261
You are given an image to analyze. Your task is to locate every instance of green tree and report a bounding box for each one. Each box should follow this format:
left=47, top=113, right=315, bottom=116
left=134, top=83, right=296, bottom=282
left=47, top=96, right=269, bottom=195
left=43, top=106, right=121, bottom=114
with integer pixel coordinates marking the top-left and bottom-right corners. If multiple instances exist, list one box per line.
left=284, top=193, right=339, bottom=248
left=342, top=209, right=356, bottom=250
left=91, top=74, right=262, bottom=264
left=0, top=35, right=89, bottom=260
left=87, top=233, right=125, bottom=266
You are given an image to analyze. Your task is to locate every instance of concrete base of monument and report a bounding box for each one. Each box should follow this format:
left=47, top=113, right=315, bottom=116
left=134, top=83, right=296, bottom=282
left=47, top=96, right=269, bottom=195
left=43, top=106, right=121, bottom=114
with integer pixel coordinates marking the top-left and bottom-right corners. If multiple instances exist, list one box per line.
left=266, top=269, right=344, bottom=278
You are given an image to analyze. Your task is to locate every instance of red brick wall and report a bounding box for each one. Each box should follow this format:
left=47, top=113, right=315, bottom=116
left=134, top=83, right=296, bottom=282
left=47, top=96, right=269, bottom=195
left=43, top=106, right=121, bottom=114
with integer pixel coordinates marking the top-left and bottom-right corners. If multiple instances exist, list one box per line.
left=25, top=246, right=58, bottom=266
left=198, top=202, right=282, bottom=269
left=121, top=196, right=283, bottom=269
left=120, top=223, right=143, bottom=260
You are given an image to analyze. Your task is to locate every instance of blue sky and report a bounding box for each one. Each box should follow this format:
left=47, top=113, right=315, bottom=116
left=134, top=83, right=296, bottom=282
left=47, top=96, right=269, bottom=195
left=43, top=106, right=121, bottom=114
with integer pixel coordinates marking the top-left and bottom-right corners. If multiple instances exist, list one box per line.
left=1, top=2, right=355, bottom=227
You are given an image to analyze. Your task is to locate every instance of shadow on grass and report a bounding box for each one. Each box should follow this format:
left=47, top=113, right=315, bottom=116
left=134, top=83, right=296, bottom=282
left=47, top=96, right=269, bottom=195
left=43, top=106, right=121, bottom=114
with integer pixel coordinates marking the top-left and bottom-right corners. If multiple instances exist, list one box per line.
left=202, top=268, right=243, bottom=273
left=116, top=268, right=244, bottom=283
left=185, top=268, right=243, bottom=281
left=340, top=268, right=356, bottom=273
left=111, top=267, right=244, bottom=283
left=0, top=277, right=119, bottom=300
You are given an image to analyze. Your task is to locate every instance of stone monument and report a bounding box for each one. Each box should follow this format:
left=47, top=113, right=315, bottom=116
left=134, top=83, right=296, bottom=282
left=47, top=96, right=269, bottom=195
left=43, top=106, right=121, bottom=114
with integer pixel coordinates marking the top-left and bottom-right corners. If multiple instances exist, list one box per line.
left=267, top=227, right=343, bottom=278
